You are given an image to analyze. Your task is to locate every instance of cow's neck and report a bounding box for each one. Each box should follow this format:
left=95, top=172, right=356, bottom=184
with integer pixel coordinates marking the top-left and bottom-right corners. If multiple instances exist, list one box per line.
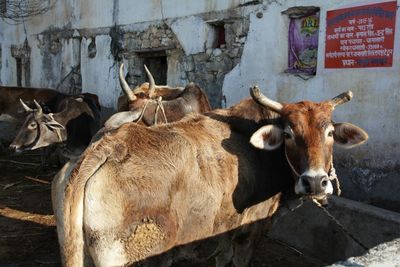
left=257, top=146, right=294, bottom=199
left=209, top=98, right=281, bottom=136
left=53, top=107, right=88, bottom=126
left=0, top=87, right=22, bottom=116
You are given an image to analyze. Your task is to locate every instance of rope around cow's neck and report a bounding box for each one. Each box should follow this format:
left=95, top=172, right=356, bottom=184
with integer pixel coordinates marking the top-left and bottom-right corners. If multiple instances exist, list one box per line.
left=329, top=160, right=341, bottom=196
left=154, top=96, right=168, bottom=125
left=55, top=128, right=63, bottom=142
left=138, top=97, right=168, bottom=126
left=284, top=147, right=301, bottom=177
left=137, top=100, right=151, bottom=123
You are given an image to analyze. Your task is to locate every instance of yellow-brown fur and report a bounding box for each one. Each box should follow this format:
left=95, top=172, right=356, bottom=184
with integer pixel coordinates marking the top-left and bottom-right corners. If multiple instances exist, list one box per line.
left=58, top=91, right=368, bottom=266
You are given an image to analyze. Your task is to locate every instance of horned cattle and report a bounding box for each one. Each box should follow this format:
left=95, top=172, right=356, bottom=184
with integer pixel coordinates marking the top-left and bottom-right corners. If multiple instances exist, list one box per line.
left=0, top=86, right=100, bottom=119
left=105, top=64, right=211, bottom=129
left=53, top=86, right=368, bottom=266
left=0, top=86, right=64, bottom=121
left=10, top=94, right=101, bottom=159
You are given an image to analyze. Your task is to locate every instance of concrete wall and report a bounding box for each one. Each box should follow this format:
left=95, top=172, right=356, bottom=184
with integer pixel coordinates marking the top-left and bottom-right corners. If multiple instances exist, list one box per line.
left=0, top=0, right=399, bottom=210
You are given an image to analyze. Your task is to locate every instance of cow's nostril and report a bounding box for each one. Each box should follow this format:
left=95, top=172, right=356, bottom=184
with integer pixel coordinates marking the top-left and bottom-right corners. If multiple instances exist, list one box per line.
left=301, top=177, right=311, bottom=193
left=320, top=176, right=329, bottom=189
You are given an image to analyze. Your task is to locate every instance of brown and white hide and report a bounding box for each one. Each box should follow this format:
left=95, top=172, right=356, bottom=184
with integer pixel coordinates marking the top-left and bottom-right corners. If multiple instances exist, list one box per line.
left=105, top=64, right=211, bottom=129
left=55, top=87, right=368, bottom=267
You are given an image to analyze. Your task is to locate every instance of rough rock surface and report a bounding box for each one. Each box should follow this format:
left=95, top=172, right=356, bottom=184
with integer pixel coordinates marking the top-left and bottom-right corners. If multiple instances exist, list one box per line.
left=331, top=239, right=400, bottom=267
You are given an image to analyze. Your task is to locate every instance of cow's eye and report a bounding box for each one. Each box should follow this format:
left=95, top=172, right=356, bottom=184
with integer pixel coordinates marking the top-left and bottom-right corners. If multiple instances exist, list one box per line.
left=283, top=132, right=292, bottom=140
left=328, top=130, right=334, bottom=137
left=29, top=123, right=37, bottom=129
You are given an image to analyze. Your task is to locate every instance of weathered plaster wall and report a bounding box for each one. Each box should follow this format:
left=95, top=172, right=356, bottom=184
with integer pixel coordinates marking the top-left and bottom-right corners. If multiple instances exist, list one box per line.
left=222, top=0, right=400, bottom=170
left=0, top=0, right=399, bottom=210
left=81, top=35, right=119, bottom=108
left=170, top=16, right=215, bottom=55
left=219, top=0, right=400, bottom=209
left=0, top=0, right=251, bottom=108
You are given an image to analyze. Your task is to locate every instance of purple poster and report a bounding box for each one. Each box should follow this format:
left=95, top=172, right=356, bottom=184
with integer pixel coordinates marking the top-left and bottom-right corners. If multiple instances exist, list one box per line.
left=287, top=13, right=320, bottom=75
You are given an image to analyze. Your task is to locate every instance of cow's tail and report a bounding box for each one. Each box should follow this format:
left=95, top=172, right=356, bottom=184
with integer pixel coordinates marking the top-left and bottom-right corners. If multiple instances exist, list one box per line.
left=62, top=141, right=111, bottom=267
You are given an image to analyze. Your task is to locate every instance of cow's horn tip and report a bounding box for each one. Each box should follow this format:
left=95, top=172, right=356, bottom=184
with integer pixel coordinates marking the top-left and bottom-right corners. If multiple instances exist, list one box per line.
left=250, top=85, right=260, bottom=95
left=346, top=91, right=353, bottom=99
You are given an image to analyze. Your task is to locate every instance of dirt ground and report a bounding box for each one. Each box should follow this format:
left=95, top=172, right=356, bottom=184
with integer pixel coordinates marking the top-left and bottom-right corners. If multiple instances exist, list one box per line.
left=0, top=148, right=322, bottom=267
left=0, top=148, right=60, bottom=266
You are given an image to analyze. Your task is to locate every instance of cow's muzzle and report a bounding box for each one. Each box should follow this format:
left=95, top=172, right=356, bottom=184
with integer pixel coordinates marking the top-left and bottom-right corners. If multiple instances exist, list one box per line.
left=295, top=170, right=333, bottom=197
left=9, top=144, right=23, bottom=153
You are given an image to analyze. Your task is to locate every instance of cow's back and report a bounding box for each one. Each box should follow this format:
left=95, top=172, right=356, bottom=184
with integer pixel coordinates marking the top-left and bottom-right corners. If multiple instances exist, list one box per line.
left=0, top=86, right=65, bottom=118
left=78, top=114, right=285, bottom=265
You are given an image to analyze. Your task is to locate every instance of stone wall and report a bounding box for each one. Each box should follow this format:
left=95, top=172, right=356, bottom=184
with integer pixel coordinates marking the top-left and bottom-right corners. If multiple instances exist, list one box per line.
left=120, top=11, right=250, bottom=108
left=19, top=7, right=250, bottom=109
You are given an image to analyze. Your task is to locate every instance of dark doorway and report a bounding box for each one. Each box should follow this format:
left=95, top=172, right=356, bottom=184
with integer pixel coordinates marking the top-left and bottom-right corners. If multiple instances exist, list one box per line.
left=139, top=51, right=167, bottom=85
left=213, top=24, right=226, bottom=48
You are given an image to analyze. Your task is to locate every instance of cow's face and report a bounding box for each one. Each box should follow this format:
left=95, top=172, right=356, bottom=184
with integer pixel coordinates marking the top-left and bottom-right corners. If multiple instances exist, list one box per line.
left=10, top=100, right=65, bottom=152
left=108, top=63, right=174, bottom=129
left=249, top=87, right=368, bottom=199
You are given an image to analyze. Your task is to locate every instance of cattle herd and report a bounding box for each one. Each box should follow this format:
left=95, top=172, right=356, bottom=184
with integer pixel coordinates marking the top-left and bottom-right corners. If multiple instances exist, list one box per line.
left=0, top=65, right=368, bottom=266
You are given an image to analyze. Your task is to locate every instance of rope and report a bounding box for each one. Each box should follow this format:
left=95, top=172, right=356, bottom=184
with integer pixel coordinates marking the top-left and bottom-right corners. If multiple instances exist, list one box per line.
left=137, top=100, right=151, bottom=123
left=284, top=148, right=301, bottom=177
left=283, top=154, right=366, bottom=251
left=311, top=160, right=368, bottom=250
left=48, top=113, right=64, bottom=142
left=153, top=96, right=168, bottom=125
left=328, top=161, right=341, bottom=196
left=285, top=148, right=341, bottom=198
left=55, top=128, right=63, bottom=142
left=128, top=97, right=167, bottom=126
left=312, top=198, right=369, bottom=251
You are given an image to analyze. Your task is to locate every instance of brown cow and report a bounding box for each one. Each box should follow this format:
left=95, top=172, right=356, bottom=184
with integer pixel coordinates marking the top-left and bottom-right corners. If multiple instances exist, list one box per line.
left=0, top=85, right=101, bottom=121
left=53, top=86, right=368, bottom=266
left=105, top=64, right=211, bottom=129
left=0, top=86, right=63, bottom=120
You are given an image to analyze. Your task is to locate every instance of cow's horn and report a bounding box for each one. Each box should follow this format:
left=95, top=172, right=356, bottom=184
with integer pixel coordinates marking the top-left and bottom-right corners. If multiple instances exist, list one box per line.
left=33, top=99, right=43, bottom=115
left=250, top=86, right=283, bottom=113
left=330, top=91, right=353, bottom=108
left=119, top=63, right=136, bottom=101
left=144, top=64, right=156, bottom=98
left=19, top=99, right=33, bottom=112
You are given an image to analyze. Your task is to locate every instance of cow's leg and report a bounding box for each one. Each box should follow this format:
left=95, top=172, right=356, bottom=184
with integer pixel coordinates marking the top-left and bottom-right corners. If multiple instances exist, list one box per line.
left=83, top=172, right=129, bottom=267
left=86, top=234, right=128, bottom=267
left=83, top=168, right=171, bottom=267
left=52, top=160, right=76, bottom=262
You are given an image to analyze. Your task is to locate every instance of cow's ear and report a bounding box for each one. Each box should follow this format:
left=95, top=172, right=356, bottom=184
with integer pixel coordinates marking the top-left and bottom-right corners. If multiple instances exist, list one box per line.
left=333, top=122, right=368, bottom=148
left=46, top=121, right=65, bottom=130
left=45, top=120, right=65, bottom=130
left=250, top=125, right=283, bottom=150
left=104, top=110, right=142, bottom=129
